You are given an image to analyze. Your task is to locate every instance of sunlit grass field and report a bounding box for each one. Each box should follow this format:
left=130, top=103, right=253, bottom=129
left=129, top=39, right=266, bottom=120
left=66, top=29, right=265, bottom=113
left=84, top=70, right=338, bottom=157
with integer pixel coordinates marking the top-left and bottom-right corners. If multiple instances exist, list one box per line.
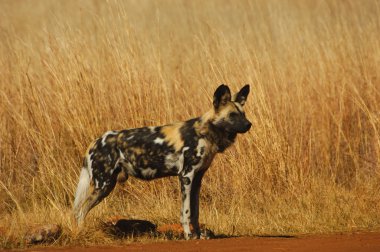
left=1, top=0, right=379, bottom=248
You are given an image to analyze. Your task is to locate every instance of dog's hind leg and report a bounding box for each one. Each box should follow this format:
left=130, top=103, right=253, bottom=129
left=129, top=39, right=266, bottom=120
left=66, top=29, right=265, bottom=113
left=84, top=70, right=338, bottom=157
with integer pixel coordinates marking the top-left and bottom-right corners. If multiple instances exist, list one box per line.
left=73, top=153, right=122, bottom=224
left=74, top=175, right=117, bottom=224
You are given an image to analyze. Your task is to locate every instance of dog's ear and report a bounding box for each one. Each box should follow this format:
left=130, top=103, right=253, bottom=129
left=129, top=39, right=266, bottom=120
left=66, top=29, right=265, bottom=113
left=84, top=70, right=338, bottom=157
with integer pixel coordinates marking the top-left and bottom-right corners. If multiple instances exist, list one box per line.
left=213, top=84, right=231, bottom=109
left=233, top=84, right=250, bottom=106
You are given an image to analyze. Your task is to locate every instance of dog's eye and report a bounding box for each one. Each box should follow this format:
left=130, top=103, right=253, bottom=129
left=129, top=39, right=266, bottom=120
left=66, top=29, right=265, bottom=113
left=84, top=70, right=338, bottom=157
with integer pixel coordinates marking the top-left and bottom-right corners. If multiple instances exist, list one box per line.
left=229, top=112, right=239, bottom=118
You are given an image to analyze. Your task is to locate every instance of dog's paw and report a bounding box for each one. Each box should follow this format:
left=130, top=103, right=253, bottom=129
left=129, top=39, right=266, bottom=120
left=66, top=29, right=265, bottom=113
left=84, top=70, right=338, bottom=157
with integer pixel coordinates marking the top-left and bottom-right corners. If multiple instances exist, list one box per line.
left=200, top=228, right=214, bottom=240
left=184, top=232, right=193, bottom=240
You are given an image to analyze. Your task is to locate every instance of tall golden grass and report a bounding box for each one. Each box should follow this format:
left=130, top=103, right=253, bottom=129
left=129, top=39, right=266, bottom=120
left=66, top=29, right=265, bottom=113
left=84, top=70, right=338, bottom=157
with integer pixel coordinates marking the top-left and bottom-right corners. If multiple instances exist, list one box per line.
left=1, top=0, right=380, bottom=248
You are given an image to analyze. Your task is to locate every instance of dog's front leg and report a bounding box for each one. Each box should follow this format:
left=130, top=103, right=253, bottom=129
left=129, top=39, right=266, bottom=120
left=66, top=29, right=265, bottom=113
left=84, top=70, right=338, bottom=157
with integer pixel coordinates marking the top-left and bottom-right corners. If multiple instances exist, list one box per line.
left=190, top=170, right=206, bottom=239
left=179, top=171, right=194, bottom=240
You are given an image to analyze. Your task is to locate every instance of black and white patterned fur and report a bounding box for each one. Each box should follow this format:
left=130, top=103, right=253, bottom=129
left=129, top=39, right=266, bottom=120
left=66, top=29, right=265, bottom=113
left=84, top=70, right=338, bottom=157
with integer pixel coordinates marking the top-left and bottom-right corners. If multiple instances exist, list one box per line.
left=73, top=84, right=251, bottom=240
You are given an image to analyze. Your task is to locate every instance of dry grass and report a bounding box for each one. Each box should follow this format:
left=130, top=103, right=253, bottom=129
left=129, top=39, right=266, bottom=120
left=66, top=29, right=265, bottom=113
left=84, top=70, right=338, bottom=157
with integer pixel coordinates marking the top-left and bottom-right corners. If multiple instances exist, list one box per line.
left=1, top=0, right=380, bottom=248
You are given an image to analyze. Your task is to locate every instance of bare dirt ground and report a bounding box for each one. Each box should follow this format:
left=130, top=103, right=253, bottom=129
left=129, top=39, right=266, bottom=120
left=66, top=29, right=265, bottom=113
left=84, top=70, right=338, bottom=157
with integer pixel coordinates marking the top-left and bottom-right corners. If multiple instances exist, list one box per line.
left=21, top=232, right=380, bottom=252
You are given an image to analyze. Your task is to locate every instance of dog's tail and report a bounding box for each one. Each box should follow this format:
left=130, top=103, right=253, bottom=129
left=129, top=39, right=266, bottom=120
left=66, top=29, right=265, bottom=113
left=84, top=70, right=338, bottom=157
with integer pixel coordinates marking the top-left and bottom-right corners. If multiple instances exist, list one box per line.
left=73, top=166, right=91, bottom=223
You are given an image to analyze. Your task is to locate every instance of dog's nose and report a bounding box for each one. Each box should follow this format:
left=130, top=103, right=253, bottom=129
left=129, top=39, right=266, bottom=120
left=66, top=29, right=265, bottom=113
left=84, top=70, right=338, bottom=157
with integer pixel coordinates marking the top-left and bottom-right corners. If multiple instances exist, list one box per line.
left=245, top=122, right=252, bottom=131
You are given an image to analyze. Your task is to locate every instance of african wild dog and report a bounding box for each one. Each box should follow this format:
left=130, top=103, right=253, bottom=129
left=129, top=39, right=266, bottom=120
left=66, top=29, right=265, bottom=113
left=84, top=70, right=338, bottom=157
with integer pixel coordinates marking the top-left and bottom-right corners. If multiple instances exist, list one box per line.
left=73, top=84, right=251, bottom=239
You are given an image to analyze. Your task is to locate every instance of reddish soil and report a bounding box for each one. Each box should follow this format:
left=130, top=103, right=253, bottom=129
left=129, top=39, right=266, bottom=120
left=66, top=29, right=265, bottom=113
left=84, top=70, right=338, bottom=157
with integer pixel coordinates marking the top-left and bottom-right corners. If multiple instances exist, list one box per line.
left=23, top=232, right=380, bottom=252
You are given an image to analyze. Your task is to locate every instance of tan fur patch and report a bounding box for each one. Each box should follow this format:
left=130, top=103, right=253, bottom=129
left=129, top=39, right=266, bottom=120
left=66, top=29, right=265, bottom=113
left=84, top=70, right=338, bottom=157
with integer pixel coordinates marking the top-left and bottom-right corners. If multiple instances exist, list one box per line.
left=85, top=139, right=97, bottom=156
left=213, top=102, right=238, bottom=123
left=161, top=123, right=184, bottom=151
left=106, top=135, right=117, bottom=144
left=200, top=109, right=215, bottom=123
left=234, top=102, right=244, bottom=113
left=117, top=169, right=127, bottom=183
left=131, top=147, right=145, bottom=155
left=196, top=110, right=214, bottom=135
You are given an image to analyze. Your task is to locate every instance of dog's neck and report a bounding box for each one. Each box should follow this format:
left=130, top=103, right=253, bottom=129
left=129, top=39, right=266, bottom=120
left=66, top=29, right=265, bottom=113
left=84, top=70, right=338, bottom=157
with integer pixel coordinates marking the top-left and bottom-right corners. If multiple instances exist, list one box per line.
left=197, top=110, right=237, bottom=153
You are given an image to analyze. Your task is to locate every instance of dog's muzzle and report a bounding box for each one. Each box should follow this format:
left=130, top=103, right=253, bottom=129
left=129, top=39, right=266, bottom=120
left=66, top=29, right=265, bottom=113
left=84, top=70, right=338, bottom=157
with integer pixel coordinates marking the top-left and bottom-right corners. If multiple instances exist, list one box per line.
left=245, top=121, right=252, bottom=132
left=236, top=121, right=252, bottom=134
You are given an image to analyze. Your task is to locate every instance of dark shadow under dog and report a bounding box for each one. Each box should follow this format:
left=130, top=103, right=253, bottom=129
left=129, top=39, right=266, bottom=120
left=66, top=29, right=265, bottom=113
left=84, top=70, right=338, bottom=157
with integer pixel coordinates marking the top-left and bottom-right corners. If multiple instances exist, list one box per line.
left=100, top=218, right=216, bottom=239
left=100, top=219, right=157, bottom=238
left=100, top=218, right=296, bottom=240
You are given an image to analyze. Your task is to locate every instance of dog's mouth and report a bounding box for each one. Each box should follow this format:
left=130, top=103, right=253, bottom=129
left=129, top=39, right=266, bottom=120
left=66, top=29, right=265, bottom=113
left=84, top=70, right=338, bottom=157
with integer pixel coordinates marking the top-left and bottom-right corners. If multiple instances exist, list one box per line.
left=236, top=128, right=250, bottom=134
left=227, top=132, right=237, bottom=141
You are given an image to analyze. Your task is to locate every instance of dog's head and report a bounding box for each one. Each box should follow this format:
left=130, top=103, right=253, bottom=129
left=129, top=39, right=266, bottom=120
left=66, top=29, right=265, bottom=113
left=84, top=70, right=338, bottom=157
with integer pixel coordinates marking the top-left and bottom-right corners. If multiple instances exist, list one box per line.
left=211, top=84, right=252, bottom=135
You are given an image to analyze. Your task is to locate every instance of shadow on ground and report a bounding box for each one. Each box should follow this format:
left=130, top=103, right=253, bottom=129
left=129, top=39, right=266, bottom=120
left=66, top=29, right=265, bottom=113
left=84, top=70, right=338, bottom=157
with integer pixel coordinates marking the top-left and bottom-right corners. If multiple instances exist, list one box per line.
left=100, top=218, right=297, bottom=240
left=100, top=218, right=225, bottom=240
left=100, top=219, right=157, bottom=238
